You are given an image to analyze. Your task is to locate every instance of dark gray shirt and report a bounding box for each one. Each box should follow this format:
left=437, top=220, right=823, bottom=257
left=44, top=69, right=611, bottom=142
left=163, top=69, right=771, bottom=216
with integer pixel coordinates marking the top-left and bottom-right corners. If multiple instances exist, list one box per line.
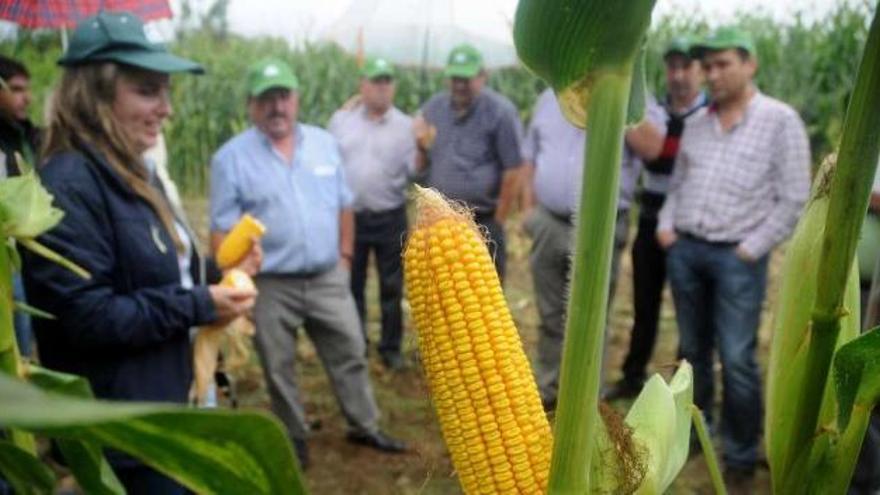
left=421, top=88, right=523, bottom=213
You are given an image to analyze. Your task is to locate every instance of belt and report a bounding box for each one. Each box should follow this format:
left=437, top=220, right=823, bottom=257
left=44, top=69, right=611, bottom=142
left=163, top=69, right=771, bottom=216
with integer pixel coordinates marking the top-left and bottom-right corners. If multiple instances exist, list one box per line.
left=675, top=230, right=740, bottom=247
left=355, top=204, right=406, bottom=219
left=546, top=207, right=629, bottom=226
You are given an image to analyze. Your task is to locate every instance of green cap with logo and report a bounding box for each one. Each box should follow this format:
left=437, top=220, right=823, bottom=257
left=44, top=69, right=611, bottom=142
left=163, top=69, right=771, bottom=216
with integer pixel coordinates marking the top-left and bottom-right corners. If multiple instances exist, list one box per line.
left=57, top=11, right=203, bottom=74
left=691, top=27, right=756, bottom=57
left=247, top=58, right=299, bottom=97
left=361, top=57, right=395, bottom=79
left=445, top=44, right=483, bottom=79
left=663, top=36, right=693, bottom=58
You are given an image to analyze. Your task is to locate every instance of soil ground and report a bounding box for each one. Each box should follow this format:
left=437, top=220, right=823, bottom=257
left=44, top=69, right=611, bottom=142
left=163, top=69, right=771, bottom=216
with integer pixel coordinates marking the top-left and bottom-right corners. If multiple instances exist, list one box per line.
left=185, top=198, right=782, bottom=494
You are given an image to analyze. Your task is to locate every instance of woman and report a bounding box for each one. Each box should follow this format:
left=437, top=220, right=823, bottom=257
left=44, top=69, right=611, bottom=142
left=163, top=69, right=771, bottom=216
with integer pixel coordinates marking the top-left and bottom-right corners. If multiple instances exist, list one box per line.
left=22, top=12, right=257, bottom=493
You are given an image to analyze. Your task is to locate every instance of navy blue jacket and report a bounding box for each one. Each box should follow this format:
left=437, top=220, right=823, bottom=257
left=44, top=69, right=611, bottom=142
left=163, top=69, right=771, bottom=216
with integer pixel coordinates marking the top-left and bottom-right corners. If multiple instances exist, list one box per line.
left=23, top=147, right=217, bottom=404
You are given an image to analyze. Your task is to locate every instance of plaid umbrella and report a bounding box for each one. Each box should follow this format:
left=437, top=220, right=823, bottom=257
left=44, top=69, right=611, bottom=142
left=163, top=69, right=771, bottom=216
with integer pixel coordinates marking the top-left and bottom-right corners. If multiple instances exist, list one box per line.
left=0, top=0, right=172, bottom=29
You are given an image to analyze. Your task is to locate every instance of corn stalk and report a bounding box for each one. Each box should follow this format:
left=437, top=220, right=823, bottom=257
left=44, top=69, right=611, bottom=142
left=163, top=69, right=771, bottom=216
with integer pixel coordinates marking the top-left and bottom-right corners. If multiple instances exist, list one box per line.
left=766, top=3, right=880, bottom=492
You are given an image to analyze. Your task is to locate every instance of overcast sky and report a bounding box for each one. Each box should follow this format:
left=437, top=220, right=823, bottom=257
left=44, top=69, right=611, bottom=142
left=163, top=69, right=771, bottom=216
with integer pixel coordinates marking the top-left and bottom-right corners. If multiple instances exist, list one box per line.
left=211, top=0, right=859, bottom=46
left=0, top=0, right=865, bottom=44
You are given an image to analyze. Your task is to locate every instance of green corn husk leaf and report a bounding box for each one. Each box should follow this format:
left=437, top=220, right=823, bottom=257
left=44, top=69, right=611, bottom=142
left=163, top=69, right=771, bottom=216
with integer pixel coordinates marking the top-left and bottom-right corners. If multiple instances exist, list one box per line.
left=0, top=439, right=55, bottom=495
left=18, top=238, right=90, bottom=280
left=765, top=157, right=861, bottom=491
left=25, top=365, right=125, bottom=495
left=513, top=0, right=655, bottom=128
left=0, top=172, right=63, bottom=239
left=626, top=362, right=693, bottom=494
left=0, top=373, right=307, bottom=494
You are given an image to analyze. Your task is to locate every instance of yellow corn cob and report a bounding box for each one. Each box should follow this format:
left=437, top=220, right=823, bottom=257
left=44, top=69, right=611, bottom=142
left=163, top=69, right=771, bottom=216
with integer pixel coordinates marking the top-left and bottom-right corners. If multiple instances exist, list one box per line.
left=191, top=269, right=256, bottom=405
left=216, top=214, right=266, bottom=269
left=404, top=187, right=552, bottom=494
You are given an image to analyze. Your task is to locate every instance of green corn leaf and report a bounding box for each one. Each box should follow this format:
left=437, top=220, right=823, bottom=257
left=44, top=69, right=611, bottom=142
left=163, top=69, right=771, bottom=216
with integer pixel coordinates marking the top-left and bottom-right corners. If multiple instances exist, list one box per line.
left=0, top=439, right=55, bottom=495
left=625, top=362, right=693, bottom=494
left=0, top=373, right=307, bottom=494
left=0, top=172, right=64, bottom=239
left=14, top=301, right=54, bottom=320
left=26, top=365, right=124, bottom=494
left=833, top=326, right=880, bottom=432
left=627, top=44, right=648, bottom=126
left=18, top=238, right=90, bottom=280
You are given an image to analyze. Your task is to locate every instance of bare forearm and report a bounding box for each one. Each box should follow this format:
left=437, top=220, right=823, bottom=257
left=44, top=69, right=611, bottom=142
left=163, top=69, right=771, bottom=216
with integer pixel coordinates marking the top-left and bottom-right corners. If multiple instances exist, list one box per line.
left=625, top=121, right=663, bottom=161
left=496, top=168, right=521, bottom=222
left=339, top=209, right=355, bottom=259
left=520, top=163, right=536, bottom=211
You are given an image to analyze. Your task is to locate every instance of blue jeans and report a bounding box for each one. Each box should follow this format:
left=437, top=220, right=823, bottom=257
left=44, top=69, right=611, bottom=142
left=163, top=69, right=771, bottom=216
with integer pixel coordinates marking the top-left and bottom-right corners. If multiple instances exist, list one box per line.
left=667, top=236, right=767, bottom=470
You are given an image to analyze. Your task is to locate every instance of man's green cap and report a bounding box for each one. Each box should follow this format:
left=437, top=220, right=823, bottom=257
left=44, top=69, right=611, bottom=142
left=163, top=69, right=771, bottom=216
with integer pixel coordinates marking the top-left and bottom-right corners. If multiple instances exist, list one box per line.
left=247, top=58, right=299, bottom=97
left=444, top=44, right=483, bottom=79
left=691, top=27, right=756, bottom=58
left=361, top=57, right=395, bottom=79
left=664, top=36, right=693, bottom=59
left=57, top=11, right=203, bottom=74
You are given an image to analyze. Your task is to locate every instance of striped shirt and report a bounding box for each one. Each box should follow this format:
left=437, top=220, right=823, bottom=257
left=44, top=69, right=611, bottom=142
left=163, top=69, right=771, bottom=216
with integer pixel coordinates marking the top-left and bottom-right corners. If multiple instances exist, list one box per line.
left=657, top=91, right=811, bottom=258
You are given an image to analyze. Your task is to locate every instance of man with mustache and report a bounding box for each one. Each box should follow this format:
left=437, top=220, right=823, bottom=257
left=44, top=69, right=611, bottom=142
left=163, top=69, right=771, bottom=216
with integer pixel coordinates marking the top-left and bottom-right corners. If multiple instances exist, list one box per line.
left=210, top=59, right=406, bottom=470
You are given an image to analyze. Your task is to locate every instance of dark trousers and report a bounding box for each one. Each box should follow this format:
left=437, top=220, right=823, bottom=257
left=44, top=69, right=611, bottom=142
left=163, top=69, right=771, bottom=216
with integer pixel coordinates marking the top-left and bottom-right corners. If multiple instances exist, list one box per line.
left=114, top=465, right=185, bottom=495
left=351, top=206, right=407, bottom=357
left=622, top=214, right=666, bottom=384
left=474, top=212, right=506, bottom=282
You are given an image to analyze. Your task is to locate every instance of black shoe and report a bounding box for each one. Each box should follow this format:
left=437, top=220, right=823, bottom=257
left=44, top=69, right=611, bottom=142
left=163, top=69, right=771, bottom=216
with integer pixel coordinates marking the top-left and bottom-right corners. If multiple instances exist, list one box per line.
left=346, top=430, right=407, bottom=453
left=602, top=378, right=644, bottom=401
left=293, top=438, right=310, bottom=470
left=380, top=352, right=405, bottom=371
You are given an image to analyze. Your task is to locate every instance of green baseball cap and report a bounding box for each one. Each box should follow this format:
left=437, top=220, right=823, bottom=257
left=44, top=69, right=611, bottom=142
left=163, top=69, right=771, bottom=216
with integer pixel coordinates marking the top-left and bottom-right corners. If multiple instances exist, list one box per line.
left=361, top=57, right=395, bottom=79
left=691, top=27, right=756, bottom=58
left=57, top=11, right=203, bottom=74
left=247, top=58, right=299, bottom=97
left=663, top=36, right=693, bottom=59
left=445, top=44, right=483, bottom=79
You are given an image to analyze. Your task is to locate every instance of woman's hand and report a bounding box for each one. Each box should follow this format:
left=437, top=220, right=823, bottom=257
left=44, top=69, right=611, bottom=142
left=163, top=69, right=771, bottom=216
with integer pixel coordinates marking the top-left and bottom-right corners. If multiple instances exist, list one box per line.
left=209, top=284, right=257, bottom=326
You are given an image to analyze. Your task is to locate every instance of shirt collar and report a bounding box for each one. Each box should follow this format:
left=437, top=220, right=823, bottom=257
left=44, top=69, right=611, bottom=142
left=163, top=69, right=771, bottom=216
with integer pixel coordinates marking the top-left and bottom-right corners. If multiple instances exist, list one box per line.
left=359, top=104, right=391, bottom=124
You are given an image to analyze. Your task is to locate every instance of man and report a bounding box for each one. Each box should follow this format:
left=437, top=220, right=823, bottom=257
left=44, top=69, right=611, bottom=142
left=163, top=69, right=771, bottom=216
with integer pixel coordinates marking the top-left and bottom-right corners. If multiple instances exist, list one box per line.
left=328, top=57, right=416, bottom=371
left=520, top=87, right=642, bottom=412
left=656, top=28, right=811, bottom=491
left=414, top=44, right=523, bottom=280
left=605, top=37, right=707, bottom=400
left=210, top=59, right=405, bottom=469
left=0, top=55, right=38, bottom=359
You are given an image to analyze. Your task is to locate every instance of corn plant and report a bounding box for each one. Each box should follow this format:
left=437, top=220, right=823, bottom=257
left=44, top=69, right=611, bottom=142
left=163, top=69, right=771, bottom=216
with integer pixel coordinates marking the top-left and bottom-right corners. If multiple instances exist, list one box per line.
left=0, top=161, right=307, bottom=494
left=765, top=3, right=880, bottom=493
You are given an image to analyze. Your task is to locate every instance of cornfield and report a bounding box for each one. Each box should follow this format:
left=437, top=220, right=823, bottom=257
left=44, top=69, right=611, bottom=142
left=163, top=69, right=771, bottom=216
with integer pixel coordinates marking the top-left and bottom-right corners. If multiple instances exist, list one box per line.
left=0, top=2, right=873, bottom=195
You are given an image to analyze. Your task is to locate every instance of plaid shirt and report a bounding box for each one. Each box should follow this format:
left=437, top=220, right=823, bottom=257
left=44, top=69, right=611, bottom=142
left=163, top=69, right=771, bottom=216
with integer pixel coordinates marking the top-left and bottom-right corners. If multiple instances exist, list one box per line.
left=658, top=91, right=811, bottom=258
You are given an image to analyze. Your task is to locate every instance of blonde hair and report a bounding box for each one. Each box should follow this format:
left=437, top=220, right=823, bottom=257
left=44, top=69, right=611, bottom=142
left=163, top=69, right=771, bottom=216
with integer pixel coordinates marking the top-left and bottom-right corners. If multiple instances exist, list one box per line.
left=42, top=63, right=183, bottom=251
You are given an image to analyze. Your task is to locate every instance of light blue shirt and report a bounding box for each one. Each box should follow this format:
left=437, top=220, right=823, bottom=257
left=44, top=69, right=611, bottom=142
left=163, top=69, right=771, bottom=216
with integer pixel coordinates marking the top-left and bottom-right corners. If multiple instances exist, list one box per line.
left=210, top=124, right=353, bottom=274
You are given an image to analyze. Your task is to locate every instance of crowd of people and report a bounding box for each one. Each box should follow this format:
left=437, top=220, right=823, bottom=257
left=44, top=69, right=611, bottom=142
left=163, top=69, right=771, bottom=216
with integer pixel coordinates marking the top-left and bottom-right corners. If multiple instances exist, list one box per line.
left=3, top=9, right=877, bottom=495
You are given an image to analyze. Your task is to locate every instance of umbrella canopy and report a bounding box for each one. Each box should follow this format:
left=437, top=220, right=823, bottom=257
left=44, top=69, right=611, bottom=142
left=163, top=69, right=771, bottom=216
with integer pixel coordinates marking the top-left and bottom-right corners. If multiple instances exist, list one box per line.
left=0, top=0, right=171, bottom=29
left=321, top=0, right=518, bottom=68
